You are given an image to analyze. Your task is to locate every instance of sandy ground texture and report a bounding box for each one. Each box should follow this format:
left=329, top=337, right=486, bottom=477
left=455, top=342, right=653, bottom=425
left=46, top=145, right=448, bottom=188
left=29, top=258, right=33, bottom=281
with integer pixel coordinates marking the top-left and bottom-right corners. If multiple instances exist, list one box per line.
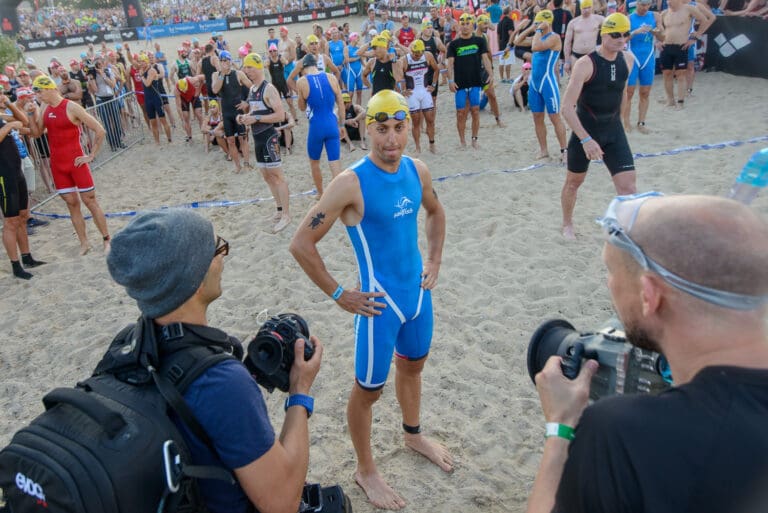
left=2, top=20, right=768, bottom=512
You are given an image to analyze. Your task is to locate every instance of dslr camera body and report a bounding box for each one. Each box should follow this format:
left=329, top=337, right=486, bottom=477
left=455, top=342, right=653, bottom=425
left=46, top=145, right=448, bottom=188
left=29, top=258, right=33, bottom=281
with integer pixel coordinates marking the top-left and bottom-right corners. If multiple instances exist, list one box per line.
left=245, top=313, right=314, bottom=393
left=527, top=318, right=671, bottom=401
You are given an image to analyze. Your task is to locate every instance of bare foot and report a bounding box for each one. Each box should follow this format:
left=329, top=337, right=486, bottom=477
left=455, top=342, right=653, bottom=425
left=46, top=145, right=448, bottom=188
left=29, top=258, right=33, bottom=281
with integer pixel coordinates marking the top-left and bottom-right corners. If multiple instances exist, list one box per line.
left=79, top=242, right=91, bottom=256
left=272, top=215, right=291, bottom=234
left=637, top=123, right=650, bottom=134
left=404, top=432, right=454, bottom=472
left=665, top=100, right=676, bottom=107
left=624, top=122, right=632, bottom=133
left=675, top=100, right=685, bottom=110
left=414, top=144, right=421, bottom=154
left=562, top=225, right=576, bottom=240
left=355, top=470, right=406, bottom=510
left=234, top=165, right=242, bottom=174
left=348, top=145, right=356, bottom=152
left=459, top=140, right=467, bottom=150
left=471, top=137, right=480, bottom=150
left=536, top=151, right=549, bottom=160
left=429, top=142, right=436, bottom=154
left=495, top=117, right=506, bottom=128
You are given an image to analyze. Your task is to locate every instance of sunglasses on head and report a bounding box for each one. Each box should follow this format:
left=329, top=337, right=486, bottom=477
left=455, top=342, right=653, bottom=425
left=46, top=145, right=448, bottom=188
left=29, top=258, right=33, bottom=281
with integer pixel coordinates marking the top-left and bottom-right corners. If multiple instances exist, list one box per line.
left=606, top=31, right=631, bottom=39
left=214, top=236, right=229, bottom=257
left=367, top=110, right=408, bottom=123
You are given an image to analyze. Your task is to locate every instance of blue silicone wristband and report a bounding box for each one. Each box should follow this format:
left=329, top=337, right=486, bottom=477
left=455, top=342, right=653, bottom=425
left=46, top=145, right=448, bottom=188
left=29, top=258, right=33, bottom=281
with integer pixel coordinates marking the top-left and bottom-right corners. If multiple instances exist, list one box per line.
left=580, top=136, right=593, bottom=144
left=331, top=285, right=343, bottom=301
left=285, top=394, right=314, bottom=418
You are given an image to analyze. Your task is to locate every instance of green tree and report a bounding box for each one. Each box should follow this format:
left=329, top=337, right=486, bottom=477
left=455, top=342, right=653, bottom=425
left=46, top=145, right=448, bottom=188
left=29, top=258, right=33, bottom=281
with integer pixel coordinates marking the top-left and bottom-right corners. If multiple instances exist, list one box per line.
left=0, top=34, right=23, bottom=73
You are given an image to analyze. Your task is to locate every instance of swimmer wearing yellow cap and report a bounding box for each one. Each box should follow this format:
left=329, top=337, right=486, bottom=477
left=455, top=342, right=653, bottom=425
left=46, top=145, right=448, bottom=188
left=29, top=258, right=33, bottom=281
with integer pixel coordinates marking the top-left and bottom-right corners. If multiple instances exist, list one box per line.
left=563, top=0, right=603, bottom=72
left=559, top=12, right=636, bottom=240
left=32, top=75, right=57, bottom=91
left=362, top=34, right=402, bottom=96
left=288, top=90, right=448, bottom=513
left=400, top=38, right=440, bottom=152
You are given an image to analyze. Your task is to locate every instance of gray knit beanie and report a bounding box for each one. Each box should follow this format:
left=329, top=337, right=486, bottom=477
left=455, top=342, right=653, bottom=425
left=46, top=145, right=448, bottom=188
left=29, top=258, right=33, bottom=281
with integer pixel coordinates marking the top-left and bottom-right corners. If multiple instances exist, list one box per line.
left=107, top=209, right=216, bottom=318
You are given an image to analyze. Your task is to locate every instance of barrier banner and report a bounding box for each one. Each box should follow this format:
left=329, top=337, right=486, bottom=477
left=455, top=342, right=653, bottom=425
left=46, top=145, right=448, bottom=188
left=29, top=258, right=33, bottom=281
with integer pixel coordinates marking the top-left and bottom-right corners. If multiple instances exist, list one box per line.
left=23, top=29, right=138, bottom=50
left=704, top=17, right=768, bottom=79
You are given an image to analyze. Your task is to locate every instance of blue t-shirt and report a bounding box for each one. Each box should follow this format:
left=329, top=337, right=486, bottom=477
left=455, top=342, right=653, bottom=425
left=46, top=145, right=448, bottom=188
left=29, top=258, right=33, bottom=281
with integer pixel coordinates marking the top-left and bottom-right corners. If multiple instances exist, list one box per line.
left=176, top=359, right=275, bottom=513
left=487, top=3, right=503, bottom=23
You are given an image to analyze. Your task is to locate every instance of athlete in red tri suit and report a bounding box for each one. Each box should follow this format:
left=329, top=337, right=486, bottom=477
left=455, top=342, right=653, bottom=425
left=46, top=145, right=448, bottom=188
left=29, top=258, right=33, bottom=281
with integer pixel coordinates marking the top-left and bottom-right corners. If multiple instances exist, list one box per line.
left=127, top=54, right=150, bottom=128
left=175, top=74, right=205, bottom=142
left=30, top=75, right=111, bottom=255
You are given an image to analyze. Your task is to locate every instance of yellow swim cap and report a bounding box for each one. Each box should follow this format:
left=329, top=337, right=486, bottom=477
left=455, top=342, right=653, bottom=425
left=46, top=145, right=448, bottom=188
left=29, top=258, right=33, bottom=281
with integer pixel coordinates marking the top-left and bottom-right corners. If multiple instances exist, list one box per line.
left=341, top=92, right=351, bottom=102
left=32, top=75, right=57, bottom=90
left=307, top=34, right=320, bottom=44
left=534, top=9, right=554, bottom=23
left=459, top=13, right=474, bottom=23
left=580, top=0, right=594, bottom=8
left=365, top=89, right=411, bottom=126
left=243, top=52, right=263, bottom=69
left=410, top=39, right=425, bottom=52
left=209, top=99, right=219, bottom=108
left=601, top=12, right=631, bottom=35
left=371, top=35, right=389, bottom=48
left=477, top=14, right=490, bottom=24
left=380, top=29, right=391, bottom=40
left=177, top=78, right=189, bottom=93
left=138, top=53, right=150, bottom=63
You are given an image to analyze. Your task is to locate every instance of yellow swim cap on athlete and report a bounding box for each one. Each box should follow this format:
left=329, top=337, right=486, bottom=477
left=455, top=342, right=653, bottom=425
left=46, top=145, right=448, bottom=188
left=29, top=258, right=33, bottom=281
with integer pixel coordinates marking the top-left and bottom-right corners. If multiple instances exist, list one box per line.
left=421, top=19, right=433, bottom=29
left=342, top=92, right=351, bottom=102
left=371, top=35, right=389, bottom=48
left=32, top=75, right=57, bottom=90
left=601, top=12, right=631, bottom=34
left=243, top=52, right=264, bottom=69
left=534, top=9, right=554, bottom=23
left=410, top=39, right=425, bottom=52
left=209, top=99, right=219, bottom=107
left=307, top=34, right=320, bottom=44
left=177, top=78, right=189, bottom=92
left=477, top=14, right=490, bottom=24
left=580, top=0, right=594, bottom=8
left=380, top=29, right=392, bottom=40
left=365, top=89, right=411, bottom=126
left=138, top=53, right=150, bottom=63
left=459, top=13, right=474, bottom=23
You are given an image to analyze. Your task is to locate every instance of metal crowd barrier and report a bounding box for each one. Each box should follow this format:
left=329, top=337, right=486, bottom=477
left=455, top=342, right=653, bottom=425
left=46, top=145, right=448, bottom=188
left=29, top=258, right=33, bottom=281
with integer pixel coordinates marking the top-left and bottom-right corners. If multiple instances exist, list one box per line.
left=29, top=92, right=144, bottom=210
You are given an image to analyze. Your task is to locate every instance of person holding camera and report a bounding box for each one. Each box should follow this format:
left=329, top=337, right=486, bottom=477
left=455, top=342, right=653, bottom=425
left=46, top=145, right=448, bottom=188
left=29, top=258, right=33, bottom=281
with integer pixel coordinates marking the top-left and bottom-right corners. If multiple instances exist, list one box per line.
left=86, top=56, right=124, bottom=152
left=107, top=209, right=324, bottom=513
left=527, top=193, right=768, bottom=513
left=290, top=90, right=451, bottom=511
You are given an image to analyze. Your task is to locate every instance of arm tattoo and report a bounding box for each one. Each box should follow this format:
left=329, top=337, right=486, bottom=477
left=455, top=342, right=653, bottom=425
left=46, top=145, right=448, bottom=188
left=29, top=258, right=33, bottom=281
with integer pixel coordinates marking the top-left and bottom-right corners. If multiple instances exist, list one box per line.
left=309, top=212, right=326, bottom=229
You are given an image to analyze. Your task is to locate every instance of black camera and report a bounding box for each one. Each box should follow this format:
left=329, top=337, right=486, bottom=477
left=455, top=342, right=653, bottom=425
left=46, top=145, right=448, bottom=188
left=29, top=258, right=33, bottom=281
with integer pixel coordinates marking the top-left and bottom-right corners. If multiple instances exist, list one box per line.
left=527, top=318, right=672, bottom=401
left=84, top=60, right=97, bottom=78
left=300, top=484, right=353, bottom=513
left=245, top=313, right=314, bottom=393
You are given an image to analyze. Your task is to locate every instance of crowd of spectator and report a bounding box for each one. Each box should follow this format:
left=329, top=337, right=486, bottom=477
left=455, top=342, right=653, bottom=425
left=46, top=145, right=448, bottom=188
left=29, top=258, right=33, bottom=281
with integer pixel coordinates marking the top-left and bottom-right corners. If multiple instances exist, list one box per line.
left=14, top=0, right=348, bottom=40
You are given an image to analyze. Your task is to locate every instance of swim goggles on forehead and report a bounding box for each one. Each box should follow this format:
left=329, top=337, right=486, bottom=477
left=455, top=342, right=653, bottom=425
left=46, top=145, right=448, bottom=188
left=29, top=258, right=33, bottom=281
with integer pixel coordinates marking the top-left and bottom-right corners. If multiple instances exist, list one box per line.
left=596, top=191, right=768, bottom=311
left=366, top=110, right=408, bottom=123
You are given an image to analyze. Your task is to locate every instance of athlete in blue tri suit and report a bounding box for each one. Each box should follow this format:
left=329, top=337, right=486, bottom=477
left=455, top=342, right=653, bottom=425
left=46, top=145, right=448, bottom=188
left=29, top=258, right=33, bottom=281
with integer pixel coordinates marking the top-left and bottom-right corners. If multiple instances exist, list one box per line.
left=529, top=10, right=568, bottom=160
left=344, top=33, right=364, bottom=104
left=328, top=28, right=346, bottom=70
left=624, top=0, right=663, bottom=132
left=296, top=54, right=345, bottom=197
left=289, top=89, right=451, bottom=511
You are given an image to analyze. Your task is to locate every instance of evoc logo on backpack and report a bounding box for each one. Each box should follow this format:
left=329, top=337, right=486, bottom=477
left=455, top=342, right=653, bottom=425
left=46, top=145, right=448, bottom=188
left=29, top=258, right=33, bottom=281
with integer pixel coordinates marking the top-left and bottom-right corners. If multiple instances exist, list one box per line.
left=15, top=472, right=46, bottom=504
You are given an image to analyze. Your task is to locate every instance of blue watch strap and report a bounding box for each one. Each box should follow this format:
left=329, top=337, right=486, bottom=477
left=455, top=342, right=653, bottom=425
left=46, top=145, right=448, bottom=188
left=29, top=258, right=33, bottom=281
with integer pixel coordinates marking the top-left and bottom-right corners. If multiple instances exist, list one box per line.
left=284, top=394, right=314, bottom=418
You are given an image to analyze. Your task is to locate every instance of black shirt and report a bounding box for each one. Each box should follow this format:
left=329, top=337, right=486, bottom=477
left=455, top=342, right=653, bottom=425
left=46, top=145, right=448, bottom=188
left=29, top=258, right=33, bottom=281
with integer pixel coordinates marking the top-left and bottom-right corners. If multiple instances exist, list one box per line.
left=447, top=35, right=488, bottom=89
left=551, top=8, right=573, bottom=40
left=555, top=366, right=768, bottom=513
left=218, top=70, right=242, bottom=110
left=497, top=15, right=516, bottom=49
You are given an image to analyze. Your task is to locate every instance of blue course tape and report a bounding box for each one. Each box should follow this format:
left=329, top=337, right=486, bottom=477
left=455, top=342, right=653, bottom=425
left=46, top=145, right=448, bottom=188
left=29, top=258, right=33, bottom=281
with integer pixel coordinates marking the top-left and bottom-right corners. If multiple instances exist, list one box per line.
left=32, top=135, right=768, bottom=220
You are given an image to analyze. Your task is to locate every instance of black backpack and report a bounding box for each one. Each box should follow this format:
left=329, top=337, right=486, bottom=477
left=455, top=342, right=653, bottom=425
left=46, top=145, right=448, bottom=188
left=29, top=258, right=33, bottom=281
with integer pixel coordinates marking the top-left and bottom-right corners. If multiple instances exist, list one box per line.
left=0, top=316, right=241, bottom=513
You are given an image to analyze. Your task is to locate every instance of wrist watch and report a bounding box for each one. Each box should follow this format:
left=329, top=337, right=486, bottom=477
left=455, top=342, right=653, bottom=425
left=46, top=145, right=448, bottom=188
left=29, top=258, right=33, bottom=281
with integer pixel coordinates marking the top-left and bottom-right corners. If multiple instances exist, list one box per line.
left=285, top=394, right=314, bottom=417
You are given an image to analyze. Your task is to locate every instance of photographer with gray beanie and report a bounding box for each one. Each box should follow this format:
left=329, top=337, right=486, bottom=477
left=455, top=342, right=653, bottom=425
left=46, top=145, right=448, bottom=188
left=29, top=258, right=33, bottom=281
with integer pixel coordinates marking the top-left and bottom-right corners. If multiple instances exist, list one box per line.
left=107, top=209, right=324, bottom=513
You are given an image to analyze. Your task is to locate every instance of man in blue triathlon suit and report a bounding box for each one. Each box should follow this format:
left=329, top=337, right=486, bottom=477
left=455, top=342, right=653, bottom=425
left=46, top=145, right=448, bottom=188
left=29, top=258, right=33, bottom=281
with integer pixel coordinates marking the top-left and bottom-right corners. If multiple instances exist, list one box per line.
left=528, top=9, right=568, bottom=162
left=296, top=54, right=345, bottom=197
left=623, top=0, right=664, bottom=133
left=290, top=90, right=452, bottom=511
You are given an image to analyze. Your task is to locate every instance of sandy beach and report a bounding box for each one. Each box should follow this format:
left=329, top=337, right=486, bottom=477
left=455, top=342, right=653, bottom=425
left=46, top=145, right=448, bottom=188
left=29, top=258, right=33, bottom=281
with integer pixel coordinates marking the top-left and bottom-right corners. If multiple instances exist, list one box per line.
left=1, top=17, right=768, bottom=512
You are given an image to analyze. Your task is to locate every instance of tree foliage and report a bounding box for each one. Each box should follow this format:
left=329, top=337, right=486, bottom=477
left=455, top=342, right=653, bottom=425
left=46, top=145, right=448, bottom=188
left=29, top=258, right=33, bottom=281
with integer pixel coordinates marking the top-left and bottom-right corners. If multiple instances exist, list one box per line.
left=0, top=34, right=23, bottom=73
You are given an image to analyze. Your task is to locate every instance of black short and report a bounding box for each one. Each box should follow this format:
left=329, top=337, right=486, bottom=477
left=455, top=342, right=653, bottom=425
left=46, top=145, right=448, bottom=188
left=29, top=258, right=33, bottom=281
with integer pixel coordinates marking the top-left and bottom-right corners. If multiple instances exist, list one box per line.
left=660, top=44, right=688, bottom=71
left=0, top=163, right=29, bottom=218
left=514, top=46, right=530, bottom=60
left=567, top=119, right=635, bottom=175
left=345, top=125, right=361, bottom=141
left=252, top=128, right=281, bottom=167
left=33, top=134, right=50, bottom=159
left=514, top=84, right=529, bottom=108
left=222, top=111, right=246, bottom=137
left=181, top=96, right=202, bottom=112
left=161, top=95, right=169, bottom=105
left=571, top=51, right=586, bottom=60
left=273, top=80, right=291, bottom=99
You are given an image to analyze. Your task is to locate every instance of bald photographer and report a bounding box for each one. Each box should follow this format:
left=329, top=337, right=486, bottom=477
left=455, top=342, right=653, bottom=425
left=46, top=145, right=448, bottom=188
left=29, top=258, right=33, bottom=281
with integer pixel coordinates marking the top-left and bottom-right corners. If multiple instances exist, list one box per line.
left=527, top=193, right=768, bottom=513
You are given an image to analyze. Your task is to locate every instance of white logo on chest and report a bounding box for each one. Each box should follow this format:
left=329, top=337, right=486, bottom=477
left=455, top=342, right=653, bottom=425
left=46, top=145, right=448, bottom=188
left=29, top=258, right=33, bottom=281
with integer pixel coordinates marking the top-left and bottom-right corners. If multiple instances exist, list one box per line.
left=394, top=196, right=414, bottom=219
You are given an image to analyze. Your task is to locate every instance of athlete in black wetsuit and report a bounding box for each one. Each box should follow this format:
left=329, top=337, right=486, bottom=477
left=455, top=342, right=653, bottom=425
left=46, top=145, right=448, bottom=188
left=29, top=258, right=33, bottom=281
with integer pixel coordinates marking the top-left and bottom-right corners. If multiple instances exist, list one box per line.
left=362, top=37, right=401, bottom=95
left=560, top=13, right=637, bottom=239
left=201, top=44, right=218, bottom=99
left=212, top=51, right=252, bottom=172
left=267, top=50, right=298, bottom=121
left=0, top=101, right=45, bottom=279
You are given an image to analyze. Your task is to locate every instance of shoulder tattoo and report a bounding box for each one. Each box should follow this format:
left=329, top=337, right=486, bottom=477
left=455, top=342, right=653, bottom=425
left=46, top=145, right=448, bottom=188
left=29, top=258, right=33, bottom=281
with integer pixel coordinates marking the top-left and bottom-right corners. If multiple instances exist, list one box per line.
left=309, top=212, right=326, bottom=229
